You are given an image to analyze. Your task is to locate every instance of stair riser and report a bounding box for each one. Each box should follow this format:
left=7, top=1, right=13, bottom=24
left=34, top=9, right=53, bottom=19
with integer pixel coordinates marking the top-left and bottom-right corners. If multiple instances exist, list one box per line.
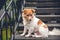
left=17, top=26, right=60, bottom=31
left=26, top=0, right=60, bottom=2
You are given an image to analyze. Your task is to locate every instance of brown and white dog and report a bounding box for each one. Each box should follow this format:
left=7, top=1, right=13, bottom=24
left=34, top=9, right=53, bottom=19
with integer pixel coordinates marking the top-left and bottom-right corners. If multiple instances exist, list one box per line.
left=20, top=8, right=49, bottom=37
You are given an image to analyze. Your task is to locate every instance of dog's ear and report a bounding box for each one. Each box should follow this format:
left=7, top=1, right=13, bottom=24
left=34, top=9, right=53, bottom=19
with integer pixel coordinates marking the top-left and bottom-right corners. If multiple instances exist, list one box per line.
left=31, top=9, right=35, bottom=13
left=22, top=9, right=26, bottom=14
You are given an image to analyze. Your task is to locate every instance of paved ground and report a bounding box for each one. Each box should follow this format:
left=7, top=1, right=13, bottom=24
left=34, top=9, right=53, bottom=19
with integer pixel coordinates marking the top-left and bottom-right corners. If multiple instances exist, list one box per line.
left=14, top=34, right=60, bottom=40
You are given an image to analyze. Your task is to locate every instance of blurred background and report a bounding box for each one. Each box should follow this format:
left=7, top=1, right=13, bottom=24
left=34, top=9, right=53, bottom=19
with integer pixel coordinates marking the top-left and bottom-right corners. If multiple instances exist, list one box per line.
left=0, top=0, right=60, bottom=40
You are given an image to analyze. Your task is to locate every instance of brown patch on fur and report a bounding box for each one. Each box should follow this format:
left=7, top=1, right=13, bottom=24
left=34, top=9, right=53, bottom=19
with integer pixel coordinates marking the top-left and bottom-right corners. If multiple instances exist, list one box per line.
left=22, top=8, right=35, bottom=15
left=37, top=20, right=48, bottom=28
left=37, top=20, right=43, bottom=25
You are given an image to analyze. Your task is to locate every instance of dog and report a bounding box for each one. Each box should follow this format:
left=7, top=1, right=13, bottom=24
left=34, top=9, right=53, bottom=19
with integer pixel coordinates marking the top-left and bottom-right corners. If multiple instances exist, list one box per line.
left=20, top=8, right=49, bottom=37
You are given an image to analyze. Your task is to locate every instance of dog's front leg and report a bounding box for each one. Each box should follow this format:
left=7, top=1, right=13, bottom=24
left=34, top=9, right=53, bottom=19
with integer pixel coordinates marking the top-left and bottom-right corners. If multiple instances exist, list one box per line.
left=20, top=27, right=27, bottom=36
left=25, top=29, right=32, bottom=37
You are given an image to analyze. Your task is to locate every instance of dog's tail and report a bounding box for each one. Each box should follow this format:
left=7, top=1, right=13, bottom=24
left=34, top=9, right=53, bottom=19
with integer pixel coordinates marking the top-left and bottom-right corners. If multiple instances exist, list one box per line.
left=49, top=28, right=60, bottom=35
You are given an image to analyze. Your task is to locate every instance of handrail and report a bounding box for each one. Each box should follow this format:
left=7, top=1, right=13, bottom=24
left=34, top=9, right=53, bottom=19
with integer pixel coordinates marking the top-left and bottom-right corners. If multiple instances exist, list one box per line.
left=0, top=0, right=16, bottom=40
left=0, top=0, right=12, bottom=20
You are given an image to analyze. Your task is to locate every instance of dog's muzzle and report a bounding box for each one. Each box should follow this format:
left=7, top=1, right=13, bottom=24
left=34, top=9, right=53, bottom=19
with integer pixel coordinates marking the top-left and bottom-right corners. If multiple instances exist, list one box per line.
left=28, top=16, right=32, bottom=21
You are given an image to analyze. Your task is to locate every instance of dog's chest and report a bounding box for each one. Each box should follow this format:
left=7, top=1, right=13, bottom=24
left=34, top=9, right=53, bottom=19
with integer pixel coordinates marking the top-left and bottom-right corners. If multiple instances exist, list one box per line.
left=26, top=18, right=39, bottom=28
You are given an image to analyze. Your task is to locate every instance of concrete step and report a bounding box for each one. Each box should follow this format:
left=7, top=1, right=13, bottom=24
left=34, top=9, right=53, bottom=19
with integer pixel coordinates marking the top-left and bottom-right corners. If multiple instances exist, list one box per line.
left=24, top=7, right=60, bottom=13
left=14, top=34, right=60, bottom=40
left=14, top=23, right=60, bottom=32
left=36, top=15, right=60, bottom=17
left=35, top=8, right=60, bottom=13
left=19, top=23, right=60, bottom=27
left=25, top=2, right=60, bottom=8
left=14, top=31, right=60, bottom=40
left=26, top=0, right=60, bottom=2
left=15, top=23, right=60, bottom=32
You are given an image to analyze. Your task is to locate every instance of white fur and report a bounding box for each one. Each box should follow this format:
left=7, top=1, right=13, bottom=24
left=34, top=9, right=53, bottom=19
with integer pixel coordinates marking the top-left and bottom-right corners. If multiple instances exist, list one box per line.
left=20, top=12, right=60, bottom=37
left=20, top=16, right=49, bottom=37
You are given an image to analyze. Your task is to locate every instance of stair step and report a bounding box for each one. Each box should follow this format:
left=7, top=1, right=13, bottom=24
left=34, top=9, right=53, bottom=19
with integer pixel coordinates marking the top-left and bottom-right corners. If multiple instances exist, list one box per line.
left=24, top=7, right=60, bottom=9
left=14, top=35, right=60, bottom=40
left=26, top=0, right=60, bottom=2
left=36, top=15, right=60, bottom=17
left=16, top=24, right=60, bottom=31
left=24, top=7, right=37, bottom=9
left=25, top=2, right=60, bottom=8
left=36, top=13, right=60, bottom=15
left=36, top=8, right=60, bottom=13
left=19, top=23, right=60, bottom=27
left=24, top=7, right=60, bottom=13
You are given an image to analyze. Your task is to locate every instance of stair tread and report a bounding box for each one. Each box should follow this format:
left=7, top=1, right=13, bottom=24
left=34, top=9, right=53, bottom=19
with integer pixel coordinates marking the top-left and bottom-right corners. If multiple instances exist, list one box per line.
left=14, top=35, right=60, bottom=40
left=19, top=23, right=60, bottom=27
left=26, top=0, right=60, bottom=2
left=36, top=8, right=60, bottom=13
left=25, top=2, right=60, bottom=6
left=36, top=15, right=60, bottom=17
left=24, top=7, right=60, bottom=13
left=24, top=7, right=60, bottom=9
left=35, top=8, right=60, bottom=9
left=25, top=2, right=60, bottom=8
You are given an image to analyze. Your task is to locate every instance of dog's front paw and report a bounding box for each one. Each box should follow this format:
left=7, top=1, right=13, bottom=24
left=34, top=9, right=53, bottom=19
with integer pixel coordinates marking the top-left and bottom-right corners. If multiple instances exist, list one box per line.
left=20, top=34, right=25, bottom=36
left=32, top=35, right=36, bottom=37
left=25, top=35, right=30, bottom=37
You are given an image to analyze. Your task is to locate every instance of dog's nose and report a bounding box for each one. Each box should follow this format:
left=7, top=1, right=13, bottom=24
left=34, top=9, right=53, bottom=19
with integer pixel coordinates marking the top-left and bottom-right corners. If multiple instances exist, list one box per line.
left=29, top=19, right=31, bottom=21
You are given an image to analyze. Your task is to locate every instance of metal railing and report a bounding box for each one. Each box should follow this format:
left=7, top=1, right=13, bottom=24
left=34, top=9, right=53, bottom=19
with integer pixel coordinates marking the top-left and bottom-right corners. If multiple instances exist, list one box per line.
left=0, top=0, right=25, bottom=40
left=0, top=0, right=16, bottom=40
left=0, top=0, right=15, bottom=40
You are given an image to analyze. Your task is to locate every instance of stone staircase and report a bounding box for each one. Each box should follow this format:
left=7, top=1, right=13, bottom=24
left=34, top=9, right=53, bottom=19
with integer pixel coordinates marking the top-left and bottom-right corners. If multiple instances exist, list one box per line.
left=14, top=0, right=60, bottom=40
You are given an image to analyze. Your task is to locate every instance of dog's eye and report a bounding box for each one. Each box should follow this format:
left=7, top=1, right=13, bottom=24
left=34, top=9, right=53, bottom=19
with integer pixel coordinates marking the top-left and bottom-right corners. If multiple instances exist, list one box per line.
left=27, top=15, right=29, bottom=16
left=26, top=15, right=32, bottom=16
left=30, top=15, right=32, bottom=16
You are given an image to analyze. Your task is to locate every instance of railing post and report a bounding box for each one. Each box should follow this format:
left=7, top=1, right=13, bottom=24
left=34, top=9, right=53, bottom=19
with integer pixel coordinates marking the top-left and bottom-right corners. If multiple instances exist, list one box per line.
left=5, top=0, right=8, bottom=40
left=1, top=19, right=4, bottom=40
left=0, top=21, right=1, bottom=40
left=10, top=0, right=16, bottom=40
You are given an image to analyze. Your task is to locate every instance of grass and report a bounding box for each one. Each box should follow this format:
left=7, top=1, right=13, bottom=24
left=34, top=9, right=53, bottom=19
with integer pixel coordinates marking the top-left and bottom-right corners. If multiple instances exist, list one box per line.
left=2, top=27, right=11, bottom=40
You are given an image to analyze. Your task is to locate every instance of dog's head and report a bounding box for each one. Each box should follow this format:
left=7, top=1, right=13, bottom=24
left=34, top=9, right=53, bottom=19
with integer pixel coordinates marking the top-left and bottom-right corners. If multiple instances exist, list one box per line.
left=22, top=8, right=35, bottom=21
